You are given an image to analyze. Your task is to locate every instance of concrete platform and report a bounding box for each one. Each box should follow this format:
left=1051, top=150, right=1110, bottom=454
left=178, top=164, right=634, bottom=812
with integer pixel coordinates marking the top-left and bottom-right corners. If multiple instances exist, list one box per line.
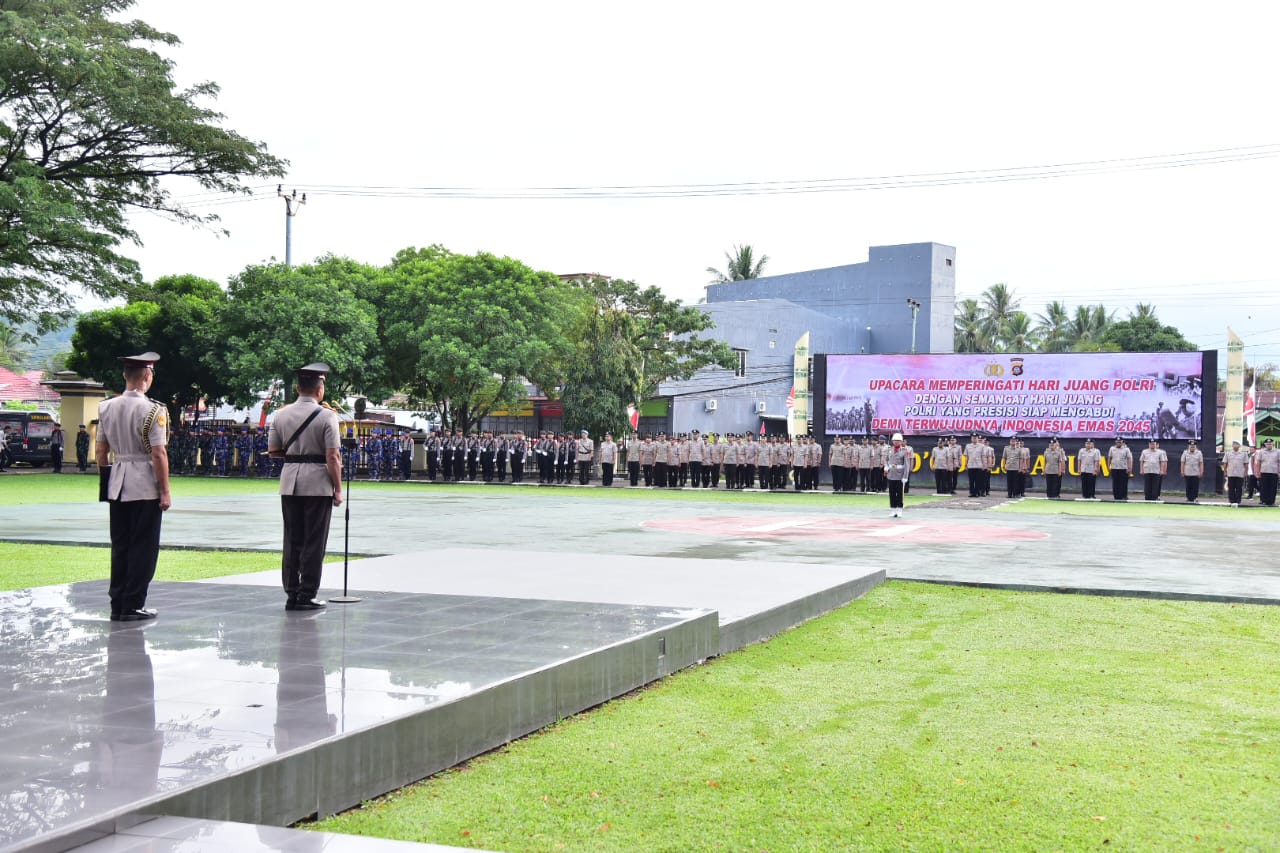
left=0, top=551, right=881, bottom=852
left=65, top=816, right=476, bottom=852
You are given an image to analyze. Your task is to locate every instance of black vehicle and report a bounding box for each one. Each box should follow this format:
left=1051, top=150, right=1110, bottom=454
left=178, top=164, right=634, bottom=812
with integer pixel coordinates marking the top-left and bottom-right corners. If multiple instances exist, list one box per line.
left=0, top=410, right=58, bottom=467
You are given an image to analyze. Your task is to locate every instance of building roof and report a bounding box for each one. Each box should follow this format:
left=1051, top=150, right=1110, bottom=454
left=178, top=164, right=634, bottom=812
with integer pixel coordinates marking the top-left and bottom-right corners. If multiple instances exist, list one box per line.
left=0, top=367, right=60, bottom=405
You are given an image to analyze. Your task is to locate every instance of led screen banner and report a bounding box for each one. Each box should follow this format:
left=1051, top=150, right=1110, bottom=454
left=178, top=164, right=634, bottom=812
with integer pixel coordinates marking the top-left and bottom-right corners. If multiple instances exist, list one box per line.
left=820, top=352, right=1210, bottom=440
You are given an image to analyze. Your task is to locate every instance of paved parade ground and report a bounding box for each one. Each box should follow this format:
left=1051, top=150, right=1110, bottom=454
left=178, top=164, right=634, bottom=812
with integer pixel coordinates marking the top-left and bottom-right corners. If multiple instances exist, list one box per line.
left=2, top=482, right=1278, bottom=603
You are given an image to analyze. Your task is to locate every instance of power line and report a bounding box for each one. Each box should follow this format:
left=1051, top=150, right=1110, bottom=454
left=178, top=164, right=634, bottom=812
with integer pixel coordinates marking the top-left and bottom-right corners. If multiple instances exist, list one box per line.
left=173, top=144, right=1279, bottom=207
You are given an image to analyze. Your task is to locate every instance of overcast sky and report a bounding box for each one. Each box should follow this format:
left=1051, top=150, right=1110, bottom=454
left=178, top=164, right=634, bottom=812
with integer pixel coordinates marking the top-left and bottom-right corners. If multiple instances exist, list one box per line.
left=124, top=0, right=1280, bottom=371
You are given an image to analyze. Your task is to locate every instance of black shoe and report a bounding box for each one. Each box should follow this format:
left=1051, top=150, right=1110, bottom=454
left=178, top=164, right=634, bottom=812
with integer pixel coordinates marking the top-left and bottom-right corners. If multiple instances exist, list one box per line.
left=286, top=598, right=327, bottom=611
left=111, top=608, right=157, bottom=622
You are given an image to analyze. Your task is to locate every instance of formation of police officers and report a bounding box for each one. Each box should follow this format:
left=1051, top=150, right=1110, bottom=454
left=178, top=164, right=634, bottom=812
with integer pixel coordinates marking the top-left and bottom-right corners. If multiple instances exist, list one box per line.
left=161, top=422, right=1280, bottom=506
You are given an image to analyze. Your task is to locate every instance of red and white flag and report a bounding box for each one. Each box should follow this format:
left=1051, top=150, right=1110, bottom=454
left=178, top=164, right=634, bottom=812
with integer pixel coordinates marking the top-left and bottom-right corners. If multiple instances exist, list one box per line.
left=626, top=403, right=639, bottom=431
left=785, top=386, right=795, bottom=410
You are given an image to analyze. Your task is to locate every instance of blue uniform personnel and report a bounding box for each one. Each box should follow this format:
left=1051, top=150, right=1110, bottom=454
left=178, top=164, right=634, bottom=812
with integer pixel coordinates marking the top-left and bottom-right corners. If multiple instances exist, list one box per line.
left=236, top=430, right=253, bottom=477
left=213, top=430, right=230, bottom=476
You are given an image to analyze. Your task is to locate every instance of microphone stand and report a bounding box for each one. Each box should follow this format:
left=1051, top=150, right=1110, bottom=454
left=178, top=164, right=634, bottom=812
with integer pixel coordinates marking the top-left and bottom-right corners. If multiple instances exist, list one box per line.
left=330, top=436, right=361, bottom=604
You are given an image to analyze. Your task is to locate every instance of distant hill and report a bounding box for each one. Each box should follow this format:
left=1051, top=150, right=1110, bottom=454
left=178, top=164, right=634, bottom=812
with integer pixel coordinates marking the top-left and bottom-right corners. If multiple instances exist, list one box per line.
left=16, top=319, right=77, bottom=374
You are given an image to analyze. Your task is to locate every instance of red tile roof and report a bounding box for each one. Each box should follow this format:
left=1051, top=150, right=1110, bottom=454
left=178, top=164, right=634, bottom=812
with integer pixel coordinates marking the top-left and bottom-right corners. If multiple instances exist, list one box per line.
left=0, top=367, right=60, bottom=404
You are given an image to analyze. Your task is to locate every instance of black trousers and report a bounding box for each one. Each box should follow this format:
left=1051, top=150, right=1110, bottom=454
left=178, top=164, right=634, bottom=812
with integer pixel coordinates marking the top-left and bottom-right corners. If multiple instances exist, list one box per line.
left=629, top=461, right=640, bottom=486
left=578, top=460, right=591, bottom=485
left=1045, top=474, right=1061, bottom=498
left=511, top=458, right=524, bottom=482
left=654, top=462, right=667, bottom=487
left=601, top=462, right=614, bottom=486
left=888, top=479, right=904, bottom=509
left=281, top=495, right=333, bottom=601
left=109, top=499, right=163, bottom=613
left=1261, top=472, right=1278, bottom=506
left=1111, top=470, right=1129, bottom=500
left=1081, top=472, right=1096, bottom=499
left=52, top=447, right=63, bottom=472
left=1144, top=472, right=1161, bottom=501
left=689, top=461, right=702, bottom=488
left=1184, top=475, right=1200, bottom=502
left=1227, top=476, right=1244, bottom=505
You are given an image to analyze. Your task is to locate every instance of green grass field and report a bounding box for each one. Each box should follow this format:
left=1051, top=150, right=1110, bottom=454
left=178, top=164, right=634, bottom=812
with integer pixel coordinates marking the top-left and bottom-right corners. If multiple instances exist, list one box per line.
left=313, top=582, right=1279, bottom=852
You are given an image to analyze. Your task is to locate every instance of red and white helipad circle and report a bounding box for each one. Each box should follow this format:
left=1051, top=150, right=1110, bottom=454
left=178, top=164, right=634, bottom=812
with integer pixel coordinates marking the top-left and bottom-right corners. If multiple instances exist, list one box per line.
left=642, top=515, right=1048, bottom=543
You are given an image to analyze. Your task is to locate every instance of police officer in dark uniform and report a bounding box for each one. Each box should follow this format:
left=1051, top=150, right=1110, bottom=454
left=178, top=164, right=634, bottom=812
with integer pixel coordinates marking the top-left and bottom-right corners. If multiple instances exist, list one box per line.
left=96, top=351, right=171, bottom=621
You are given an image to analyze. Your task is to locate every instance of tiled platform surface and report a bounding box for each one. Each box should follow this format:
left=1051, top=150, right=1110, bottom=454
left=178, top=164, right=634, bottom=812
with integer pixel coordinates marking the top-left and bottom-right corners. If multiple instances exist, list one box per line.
left=2, top=554, right=882, bottom=852
left=66, top=816, right=479, bottom=852
left=206, top=548, right=886, bottom=656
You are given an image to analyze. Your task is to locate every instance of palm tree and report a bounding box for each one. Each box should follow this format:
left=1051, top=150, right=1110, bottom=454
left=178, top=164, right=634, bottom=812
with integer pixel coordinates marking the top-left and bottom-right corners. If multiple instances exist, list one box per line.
left=1068, top=304, right=1115, bottom=351
left=953, top=298, right=990, bottom=352
left=0, top=324, right=31, bottom=371
left=978, top=283, right=1020, bottom=345
left=998, top=311, right=1039, bottom=352
left=1034, top=300, right=1072, bottom=353
left=1131, top=302, right=1158, bottom=321
left=706, top=244, right=769, bottom=284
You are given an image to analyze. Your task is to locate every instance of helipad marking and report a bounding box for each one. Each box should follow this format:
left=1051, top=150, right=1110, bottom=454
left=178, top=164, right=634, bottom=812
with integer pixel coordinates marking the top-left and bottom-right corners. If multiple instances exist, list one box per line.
left=641, top=515, right=1049, bottom=544
left=744, top=519, right=817, bottom=532
left=863, top=524, right=923, bottom=537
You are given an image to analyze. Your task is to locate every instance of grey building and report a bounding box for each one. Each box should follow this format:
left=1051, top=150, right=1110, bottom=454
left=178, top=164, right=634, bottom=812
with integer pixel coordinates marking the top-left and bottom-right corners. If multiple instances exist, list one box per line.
left=661, top=241, right=955, bottom=436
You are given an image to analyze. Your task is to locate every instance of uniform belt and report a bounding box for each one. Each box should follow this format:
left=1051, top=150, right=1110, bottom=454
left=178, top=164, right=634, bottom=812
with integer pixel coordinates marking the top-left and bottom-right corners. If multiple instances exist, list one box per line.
left=113, top=453, right=151, bottom=462
left=284, top=454, right=328, bottom=463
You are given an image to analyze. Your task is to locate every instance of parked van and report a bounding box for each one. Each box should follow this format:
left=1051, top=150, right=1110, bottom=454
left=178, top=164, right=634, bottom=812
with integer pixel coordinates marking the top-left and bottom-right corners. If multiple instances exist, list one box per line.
left=0, top=410, right=58, bottom=467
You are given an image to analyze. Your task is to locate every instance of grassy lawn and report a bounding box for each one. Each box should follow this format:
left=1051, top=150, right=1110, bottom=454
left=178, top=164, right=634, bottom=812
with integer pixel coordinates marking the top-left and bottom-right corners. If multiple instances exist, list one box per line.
left=313, top=582, right=1279, bottom=852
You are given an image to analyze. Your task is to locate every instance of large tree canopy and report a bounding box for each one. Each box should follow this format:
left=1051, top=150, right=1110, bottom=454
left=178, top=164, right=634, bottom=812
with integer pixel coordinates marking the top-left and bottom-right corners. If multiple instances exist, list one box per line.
left=66, top=274, right=229, bottom=420
left=380, top=248, right=584, bottom=432
left=0, top=0, right=284, bottom=334
left=218, top=258, right=383, bottom=406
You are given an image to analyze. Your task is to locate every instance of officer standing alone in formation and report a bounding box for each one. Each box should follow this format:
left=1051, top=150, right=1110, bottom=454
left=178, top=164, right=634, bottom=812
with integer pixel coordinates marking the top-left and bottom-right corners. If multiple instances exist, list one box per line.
left=1180, top=440, right=1203, bottom=502
left=1076, top=438, right=1101, bottom=499
left=76, top=424, right=92, bottom=472
left=598, top=432, right=616, bottom=486
left=1043, top=438, right=1066, bottom=498
left=269, top=362, right=344, bottom=611
left=1139, top=439, right=1167, bottom=501
left=96, top=351, right=171, bottom=622
left=1221, top=439, right=1249, bottom=507
left=1107, top=438, right=1132, bottom=501
left=1253, top=437, right=1279, bottom=507
left=884, top=432, right=911, bottom=518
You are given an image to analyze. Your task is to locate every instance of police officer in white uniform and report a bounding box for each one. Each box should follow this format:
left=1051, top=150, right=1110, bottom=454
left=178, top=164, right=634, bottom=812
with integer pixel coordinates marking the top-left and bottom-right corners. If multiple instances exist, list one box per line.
left=268, top=362, right=344, bottom=610
left=96, top=351, right=171, bottom=621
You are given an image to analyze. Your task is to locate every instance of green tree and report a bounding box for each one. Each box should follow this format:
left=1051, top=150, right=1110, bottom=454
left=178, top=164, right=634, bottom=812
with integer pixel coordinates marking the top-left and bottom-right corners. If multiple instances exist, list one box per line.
left=562, top=276, right=736, bottom=436
left=952, top=298, right=990, bottom=353
left=978, top=283, right=1020, bottom=346
left=66, top=274, right=230, bottom=420
left=0, top=0, right=285, bottom=335
left=219, top=258, right=382, bottom=406
left=997, top=311, right=1038, bottom=352
left=1068, top=305, right=1115, bottom=351
left=0, top=324, right=31, bottom=370
left=379, top=249, right=584, bottom=433
left=1034, top=300, right=1072, bottom=353
left=706, top=244, right=769, bottom=284
left=1098, top=312, right=1197, bottom=353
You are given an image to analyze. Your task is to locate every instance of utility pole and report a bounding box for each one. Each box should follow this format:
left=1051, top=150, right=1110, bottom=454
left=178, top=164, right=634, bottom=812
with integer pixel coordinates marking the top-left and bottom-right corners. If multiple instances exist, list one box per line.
left=277, top=185, right=306, bottom=267
left=906, top=298, right=922, bottom=354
